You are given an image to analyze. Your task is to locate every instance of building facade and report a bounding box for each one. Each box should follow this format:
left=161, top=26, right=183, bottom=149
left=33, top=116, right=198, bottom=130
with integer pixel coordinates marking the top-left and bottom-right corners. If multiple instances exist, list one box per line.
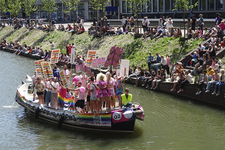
left=15, top=0, right=225, bottom=21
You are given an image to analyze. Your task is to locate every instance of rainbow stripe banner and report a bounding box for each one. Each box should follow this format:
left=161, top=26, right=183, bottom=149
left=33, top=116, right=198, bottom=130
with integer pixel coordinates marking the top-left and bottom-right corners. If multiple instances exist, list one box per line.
left=58, top=93, right=75, bottom=111
left=76, top=113, right=111, bottom=126
left=87, top=50, right=97, bottom=59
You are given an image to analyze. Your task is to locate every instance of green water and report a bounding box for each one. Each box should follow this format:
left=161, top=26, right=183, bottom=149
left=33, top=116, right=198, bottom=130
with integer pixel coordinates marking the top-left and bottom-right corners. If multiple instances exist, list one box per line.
left=1, top=51, right=225, bottom=150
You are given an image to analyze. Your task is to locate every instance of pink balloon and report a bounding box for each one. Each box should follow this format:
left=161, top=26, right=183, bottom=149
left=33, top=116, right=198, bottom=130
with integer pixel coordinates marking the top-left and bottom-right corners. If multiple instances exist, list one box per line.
left=80, top=87, right=85, bottom=92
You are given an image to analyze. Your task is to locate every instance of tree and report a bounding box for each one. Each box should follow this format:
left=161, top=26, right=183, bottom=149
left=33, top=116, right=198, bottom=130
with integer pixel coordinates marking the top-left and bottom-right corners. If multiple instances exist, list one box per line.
left=61, top=0, right=80, bottom=30
left=125, top=0, right=147, bottom=34
left=41, top=0, right=57, bottom=25
left=23, top=0, right=38, bottom=18
left=8, top=0, right=22, bottom=17
left=0, top=0, right=8, bottom=26
left=172, top=0, right=198, bottom=38
left=91, top=0, right=110, bottom=18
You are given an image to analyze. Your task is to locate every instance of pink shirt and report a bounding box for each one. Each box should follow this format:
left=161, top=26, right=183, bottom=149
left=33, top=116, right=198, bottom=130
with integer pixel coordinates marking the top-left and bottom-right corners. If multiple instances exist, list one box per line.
left=59, top=87, right=67, bottom=98
left=80, top=75, right=87, bottom=88
left=219, top=23, right=225, bottom=31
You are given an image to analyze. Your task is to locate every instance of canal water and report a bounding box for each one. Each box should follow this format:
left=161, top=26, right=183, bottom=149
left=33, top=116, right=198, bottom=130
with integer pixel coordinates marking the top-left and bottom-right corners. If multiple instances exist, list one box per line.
left=1, top=50, right=225, bottom=150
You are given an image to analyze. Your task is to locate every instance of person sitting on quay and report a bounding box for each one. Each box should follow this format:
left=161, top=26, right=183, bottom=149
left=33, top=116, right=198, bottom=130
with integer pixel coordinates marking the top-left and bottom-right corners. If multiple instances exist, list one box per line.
left=151, top=69, right=165, bottom=90
left=145, top=69, right=156, bottom=89
left=121, top=88, right=132, bottom=108
left=205, top=69, right=219, bottom=93
left=211, top=69, right=225, bottom=96
left=177, top=71, right=193, bottom=93
left=196, top=70, right=208, bottom=95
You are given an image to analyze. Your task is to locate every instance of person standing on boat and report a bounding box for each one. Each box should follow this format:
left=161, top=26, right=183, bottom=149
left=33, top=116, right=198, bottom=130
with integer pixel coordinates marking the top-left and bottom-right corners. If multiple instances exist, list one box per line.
left=106, top=72, right=116, bottom=109
left=87, top=76, right=99, bottom=113
left=73, top=81, right=86, bottom=113
left=115, top=77, right=124, bottom=108
left=121, top=88, right=132, bottom=108
left=63, top=65, right=71, bottom=86
left=52, top=64, right=60, bottom=81
left=96, top=73, right=111, bottom=110
left=45, top=78, right=52, bottom=107
left=35, top=77, right=45, bottom=104
left=51, top=77, right=60, bottom=109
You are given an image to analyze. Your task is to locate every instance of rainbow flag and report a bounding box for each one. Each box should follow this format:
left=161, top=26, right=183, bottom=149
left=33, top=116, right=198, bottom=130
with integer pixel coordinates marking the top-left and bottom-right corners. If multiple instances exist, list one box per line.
left=77, top=113, right=111, bottom=126
left=58, top=93, right=75, bottom=111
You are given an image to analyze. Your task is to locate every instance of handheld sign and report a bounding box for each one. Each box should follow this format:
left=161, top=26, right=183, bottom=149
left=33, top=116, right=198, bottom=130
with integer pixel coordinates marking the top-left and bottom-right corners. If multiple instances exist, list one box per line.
left=41, top=62, right=54, bottom=79
left=50, top=49, right=60, bottom=64
left=59, top=70, right=68, bottom=88
left=87, top=50, right=97, bottom=59
left=35, top=59, right=45, bottom=77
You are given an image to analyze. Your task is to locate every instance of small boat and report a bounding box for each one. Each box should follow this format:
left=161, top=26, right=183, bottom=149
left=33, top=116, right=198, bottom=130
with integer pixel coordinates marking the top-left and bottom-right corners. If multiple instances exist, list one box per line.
left=15, top=82, right=145, bottom=133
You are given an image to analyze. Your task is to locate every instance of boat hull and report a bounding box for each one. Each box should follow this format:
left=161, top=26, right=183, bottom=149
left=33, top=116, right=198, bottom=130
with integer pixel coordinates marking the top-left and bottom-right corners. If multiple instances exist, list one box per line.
left=15, top=83, right=144, bottom=133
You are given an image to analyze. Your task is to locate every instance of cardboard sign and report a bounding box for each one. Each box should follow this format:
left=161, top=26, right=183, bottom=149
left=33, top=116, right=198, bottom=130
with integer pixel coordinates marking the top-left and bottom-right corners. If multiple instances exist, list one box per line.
left=86, top=58, right=93, bottom=66
left=36, top=68, right=43, bottom=77
left=92, top=59, right=97, bottom=68
left=87, top=50, right=97, bottom=59
left=105, top=46, right=123, bottom=68
left=120, top=59, right=130, bottom=77
left=50, top=49, right=60, bottom=64
left=35, top=59, right=44, bottom=77
left=41, top=62, right=54, bottom=79
left=35, top=59, right=45, bottom=69
left=59, top=70, right=68, bottom=88
left=76, top=64, right=81, bottom=73
left=101, top=57, right=106, bottom=67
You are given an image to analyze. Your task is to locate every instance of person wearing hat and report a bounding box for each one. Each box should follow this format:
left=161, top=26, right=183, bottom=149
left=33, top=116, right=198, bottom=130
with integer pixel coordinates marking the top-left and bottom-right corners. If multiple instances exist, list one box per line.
left=219, top=20, right=225, bottom=34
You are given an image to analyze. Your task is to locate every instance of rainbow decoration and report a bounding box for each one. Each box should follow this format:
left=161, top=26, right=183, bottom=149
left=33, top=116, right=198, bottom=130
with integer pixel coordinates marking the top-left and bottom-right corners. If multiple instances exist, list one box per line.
left=58, top=93, right=75, bottom=111
left=16, top=91, right=26, bottom=103
left=76, top=113, right=111, bottom=127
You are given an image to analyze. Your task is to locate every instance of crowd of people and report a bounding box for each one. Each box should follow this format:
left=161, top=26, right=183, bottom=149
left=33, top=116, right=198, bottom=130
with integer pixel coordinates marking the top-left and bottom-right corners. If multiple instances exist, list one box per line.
left=3, top=16, right=86, bottom=34
left=32, top=64, right=133, bottom=113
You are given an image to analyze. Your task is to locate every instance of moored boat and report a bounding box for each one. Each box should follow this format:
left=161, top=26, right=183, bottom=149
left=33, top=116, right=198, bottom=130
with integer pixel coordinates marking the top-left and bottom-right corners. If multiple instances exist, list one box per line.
left=15, top=82, right=145, bottom=133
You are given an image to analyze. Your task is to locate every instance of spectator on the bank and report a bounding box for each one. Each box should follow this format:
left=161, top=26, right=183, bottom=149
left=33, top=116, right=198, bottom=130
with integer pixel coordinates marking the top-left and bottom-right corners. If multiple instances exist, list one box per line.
left=142, top=17, right=148, bottom=32
left=219, top=20, right=225, bottom=34
left=160, top=26, right=169, bottom=36
left=145, top=69, right=156, bottom=89
left=161, top=55, right=170, bottom=76
left=205, top=69, right=219, bottom=93
left=174, top=27, right=182, bottom=37
left=156, top=53, right=161, bottom=63
left=148, top=52, right=154, bottom=72
left=128, top=66, right=139, bottom=79
left=170, top=69, right=185, bottom=92
left=159, top=18, right=163, bottom=26
left=151, top=69, right=165, bottom=90
left=198, top=14, right=204, bottom=33
left=215, top=13, right=220, bottom=25
left=216, top=14, right=223, bottom=25
left=196, top=70, right=208, bottom=95
left=135, top=69, right=146, bottom=87
left=166, top=18, right=173, bottom=33
left=121, top=16, right=127, bottom=32
left=212, top=69, right=225, bottom=96
left=191, top=14, right=197, bottom=31
left=177, top=71, right=193, bottom=93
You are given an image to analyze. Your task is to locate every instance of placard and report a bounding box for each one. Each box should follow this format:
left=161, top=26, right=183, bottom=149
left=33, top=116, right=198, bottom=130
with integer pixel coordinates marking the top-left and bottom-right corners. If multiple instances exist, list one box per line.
left=59, top=70, right=68, bottom=88
left=41, top=62, right=54, bottom=79
left=76, top=64, right=81, bottom=73
left=35, top=59, right=44, bottom=77
left=35, top=59, right=45, bottom=69
left=36, top=68, right=43, bottom=77
left=50, top=49, right=60, bottom=64
left=120, top=59, right=129, bottom=77
left=87, top=50, right=97, bottom=59
left=86, top=58, right=93, bottom=66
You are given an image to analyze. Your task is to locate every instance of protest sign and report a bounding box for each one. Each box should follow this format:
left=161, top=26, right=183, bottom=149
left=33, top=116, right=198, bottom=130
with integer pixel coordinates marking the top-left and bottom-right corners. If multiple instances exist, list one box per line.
left=86, top=58, right=93, bottom=66
left=50, top=49, right=60, bottom=64
left=120, top=59, right=129, bottom=77
left=59, top=70, right=68, bottom=88
left=105, top=46, right=123, bottom=68
left=41, top=62, right=54, bottom=79
left=35, top=59, right=45, bottom=69
left=35, top=59, right=44, bottom=77
left=76, top=64, right=81, bottom=73
left=36, top=68, right=43, bottom=77
left=92, top=59, right=98, bottom=68
left=87, top=50, right=97, bottom=59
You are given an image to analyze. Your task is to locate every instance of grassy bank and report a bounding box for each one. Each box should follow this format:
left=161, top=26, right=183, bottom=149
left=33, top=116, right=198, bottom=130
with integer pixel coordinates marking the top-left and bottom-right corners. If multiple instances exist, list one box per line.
left=0, top=26, right=204, bottom=68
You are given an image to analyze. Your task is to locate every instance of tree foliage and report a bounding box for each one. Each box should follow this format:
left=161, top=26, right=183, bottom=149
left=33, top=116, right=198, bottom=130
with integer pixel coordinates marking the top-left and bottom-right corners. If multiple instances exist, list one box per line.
left=0, top=0, right=8, bottom=25
left=8, top=0, right=22, bottom=17
left=41, top=0, right=57, bottom=24
left=90, top=0, right=110, bottom=17
left=23, top=0, right=38, bottom=17
left=61, top=0, right=80, bottom=29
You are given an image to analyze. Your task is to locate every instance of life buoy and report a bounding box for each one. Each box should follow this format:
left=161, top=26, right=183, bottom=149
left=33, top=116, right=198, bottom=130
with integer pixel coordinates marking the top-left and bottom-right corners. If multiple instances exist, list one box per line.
left=57, top=115, right=64, bottom=128
left=35, top=107, right=39, bottom=119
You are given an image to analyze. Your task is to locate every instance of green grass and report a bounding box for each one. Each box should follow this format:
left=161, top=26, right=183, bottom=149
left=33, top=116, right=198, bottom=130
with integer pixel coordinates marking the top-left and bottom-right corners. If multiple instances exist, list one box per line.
left=0, top=26, right=204, bottom=68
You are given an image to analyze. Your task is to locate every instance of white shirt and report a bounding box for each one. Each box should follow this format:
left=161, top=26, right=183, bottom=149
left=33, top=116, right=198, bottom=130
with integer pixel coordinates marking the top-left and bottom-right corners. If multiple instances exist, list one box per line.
left=51, top=82, right=59, bottom=93
left=161, top=58, right=167, bottom=65
left=121, top=19, right=126, bottom=25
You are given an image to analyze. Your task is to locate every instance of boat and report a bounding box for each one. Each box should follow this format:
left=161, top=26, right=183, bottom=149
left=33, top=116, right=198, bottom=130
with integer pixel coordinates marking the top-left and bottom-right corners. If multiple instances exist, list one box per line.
left=15, top=82, right=145, bottom=133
